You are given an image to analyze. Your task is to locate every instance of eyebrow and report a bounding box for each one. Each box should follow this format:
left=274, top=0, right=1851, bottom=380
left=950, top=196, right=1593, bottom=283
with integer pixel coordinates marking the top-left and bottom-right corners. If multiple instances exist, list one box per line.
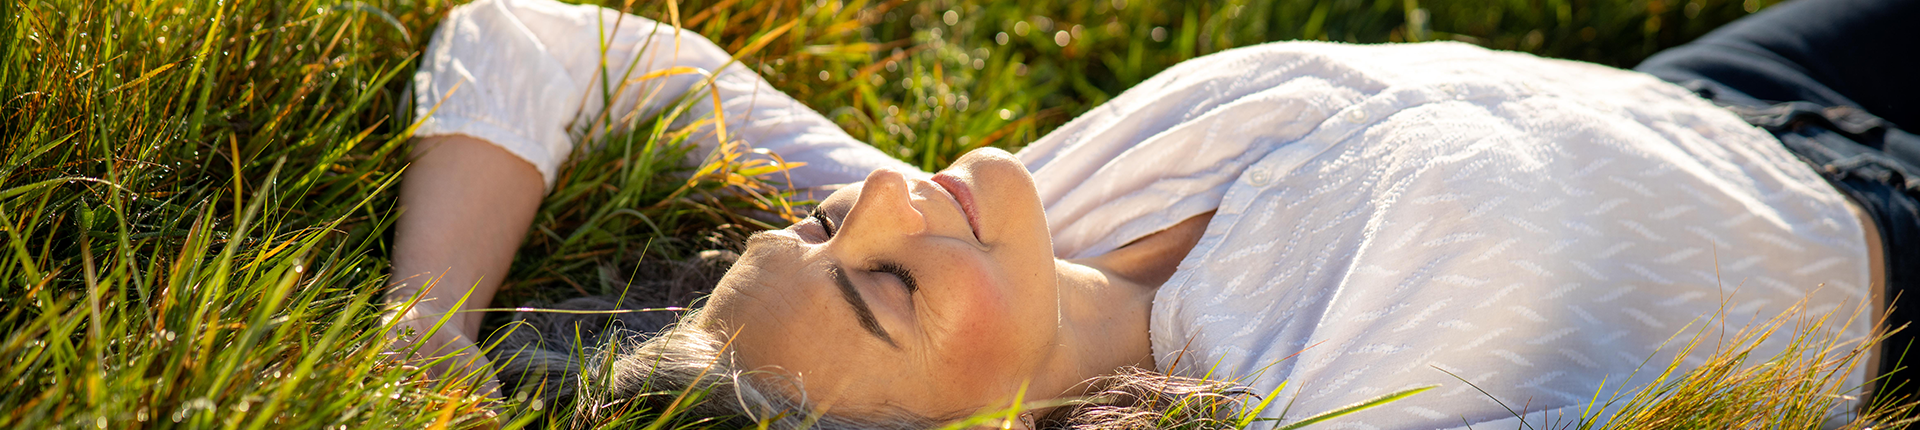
left=828, top=265, right=899, bottom=349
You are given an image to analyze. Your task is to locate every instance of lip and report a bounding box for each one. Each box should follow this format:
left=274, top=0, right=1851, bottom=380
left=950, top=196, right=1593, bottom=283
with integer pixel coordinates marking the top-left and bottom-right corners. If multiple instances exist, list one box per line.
left=929, top=172, right=983, bottom=244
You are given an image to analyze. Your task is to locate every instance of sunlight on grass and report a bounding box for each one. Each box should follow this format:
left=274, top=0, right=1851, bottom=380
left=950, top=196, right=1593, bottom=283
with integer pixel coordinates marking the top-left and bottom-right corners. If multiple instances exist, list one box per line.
left=13, top=0, right=1907, bottom=428
left=1570, top=298, right=1918, bottom=430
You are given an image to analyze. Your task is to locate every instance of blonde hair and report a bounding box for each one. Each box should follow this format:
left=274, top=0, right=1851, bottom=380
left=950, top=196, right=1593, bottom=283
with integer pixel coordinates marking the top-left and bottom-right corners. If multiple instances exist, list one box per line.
left=574, top=314, right=936, bottom=429
left=492, top=298, right=936, bottom=429
left=488, top=255, right=1258, bottom=429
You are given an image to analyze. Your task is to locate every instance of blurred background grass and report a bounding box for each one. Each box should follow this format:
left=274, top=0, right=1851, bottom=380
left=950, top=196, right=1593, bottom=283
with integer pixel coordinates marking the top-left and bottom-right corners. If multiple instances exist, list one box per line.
left=682, top=0, right=1786, bottom=172
left=1, top=0, right=1788, bottom=427
left=510, top=0, right=1788, bottom=304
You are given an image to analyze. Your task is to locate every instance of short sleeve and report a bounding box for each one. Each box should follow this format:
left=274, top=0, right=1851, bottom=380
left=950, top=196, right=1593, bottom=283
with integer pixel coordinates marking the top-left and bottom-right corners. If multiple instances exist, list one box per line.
left=411, top=0, right=581, bottom=185
left=411, top=0, right=917, bottom=191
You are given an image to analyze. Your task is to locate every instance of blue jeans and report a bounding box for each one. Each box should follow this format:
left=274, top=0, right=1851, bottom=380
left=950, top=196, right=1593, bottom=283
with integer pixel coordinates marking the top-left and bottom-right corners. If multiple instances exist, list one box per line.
left=1636, top=0, right=1920, bottom=402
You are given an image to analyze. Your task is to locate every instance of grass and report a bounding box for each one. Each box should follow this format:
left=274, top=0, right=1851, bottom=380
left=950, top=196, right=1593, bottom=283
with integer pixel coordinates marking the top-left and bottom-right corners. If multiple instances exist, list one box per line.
left=3, top=0, right=1912, bottom=428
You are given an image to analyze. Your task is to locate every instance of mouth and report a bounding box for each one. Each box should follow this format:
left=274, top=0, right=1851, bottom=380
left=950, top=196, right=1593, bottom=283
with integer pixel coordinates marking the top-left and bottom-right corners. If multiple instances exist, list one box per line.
left=929, top=172, right=982, bottom=244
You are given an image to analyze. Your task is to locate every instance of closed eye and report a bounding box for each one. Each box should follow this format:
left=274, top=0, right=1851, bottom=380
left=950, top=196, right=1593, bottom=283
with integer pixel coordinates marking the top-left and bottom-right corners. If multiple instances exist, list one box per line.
left=873, top=261, right=918, bottom=294
left=811, top=212, right=837, bottom=239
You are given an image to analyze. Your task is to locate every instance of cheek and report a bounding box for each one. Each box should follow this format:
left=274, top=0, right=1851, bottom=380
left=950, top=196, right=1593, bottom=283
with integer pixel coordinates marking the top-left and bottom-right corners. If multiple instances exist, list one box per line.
left=928, top=261, right=1055, bottom=392
left=931, top=297, right=1030, bottom=400
left=938, top=269, right=1020, bottom=347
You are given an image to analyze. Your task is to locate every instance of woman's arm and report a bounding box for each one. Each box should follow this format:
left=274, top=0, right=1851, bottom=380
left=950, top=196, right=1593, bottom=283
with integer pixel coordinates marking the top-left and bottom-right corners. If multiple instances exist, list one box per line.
left=410, top=0, right=917, bottom=192
left=389, top=0, right=918, bottom=387
left=390, top=135, right=543, bottom=340
left=386, top=135, right=544, bottom=395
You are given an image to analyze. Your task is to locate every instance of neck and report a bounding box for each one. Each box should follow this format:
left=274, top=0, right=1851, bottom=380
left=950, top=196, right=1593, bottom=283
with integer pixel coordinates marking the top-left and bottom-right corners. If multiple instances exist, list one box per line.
left=1021, top=211, right=1214, bottom=405
left=1029, top=258, right=1159, bottom=399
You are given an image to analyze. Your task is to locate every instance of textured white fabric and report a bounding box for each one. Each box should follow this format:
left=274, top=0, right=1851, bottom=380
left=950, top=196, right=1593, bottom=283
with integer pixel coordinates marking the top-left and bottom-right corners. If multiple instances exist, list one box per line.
left=414, top=1, right=1872, bottom=427
left=412, top=0, right=913, bottom=190
left=1021, top=42, right=1871, bottom=429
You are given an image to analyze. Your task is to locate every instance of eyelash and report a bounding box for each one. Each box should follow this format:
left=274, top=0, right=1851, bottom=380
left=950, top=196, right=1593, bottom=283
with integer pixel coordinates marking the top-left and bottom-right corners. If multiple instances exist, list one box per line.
left=809, top=212, right=914, bottom=295
left=811, top=212, right=836, bottom=238
left=874, top=262, right=918, bottom=294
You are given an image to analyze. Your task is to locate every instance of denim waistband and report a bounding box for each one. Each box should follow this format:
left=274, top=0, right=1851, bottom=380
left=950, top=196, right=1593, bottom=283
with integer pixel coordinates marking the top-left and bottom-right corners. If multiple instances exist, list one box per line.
left=1632, top=0, right=1920, bottom=402
left=1673, top=86, right=1920, bottom=402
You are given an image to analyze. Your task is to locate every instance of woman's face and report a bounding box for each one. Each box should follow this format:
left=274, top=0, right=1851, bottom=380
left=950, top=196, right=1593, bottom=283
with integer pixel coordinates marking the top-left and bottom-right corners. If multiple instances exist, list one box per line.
left=701, top=147, right=1060, bottom=418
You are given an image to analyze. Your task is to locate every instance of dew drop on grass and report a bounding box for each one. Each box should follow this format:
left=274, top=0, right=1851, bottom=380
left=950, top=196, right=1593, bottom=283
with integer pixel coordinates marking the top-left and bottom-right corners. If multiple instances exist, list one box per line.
left=97, top=416, right=106, bottom=428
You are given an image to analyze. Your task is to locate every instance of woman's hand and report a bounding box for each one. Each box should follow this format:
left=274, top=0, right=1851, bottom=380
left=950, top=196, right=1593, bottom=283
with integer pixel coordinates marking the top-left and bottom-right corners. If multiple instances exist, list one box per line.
left=387, top=135, right=546, bottom=398
left=386, top=301, right=502, bottom=398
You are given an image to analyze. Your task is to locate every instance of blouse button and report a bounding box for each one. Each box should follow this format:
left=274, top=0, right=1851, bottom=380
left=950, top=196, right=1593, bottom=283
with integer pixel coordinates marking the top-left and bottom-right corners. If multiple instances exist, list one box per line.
left=1247, top=166, right=1272, bottom=186
left=1345, top=109, right=1368, bottom=123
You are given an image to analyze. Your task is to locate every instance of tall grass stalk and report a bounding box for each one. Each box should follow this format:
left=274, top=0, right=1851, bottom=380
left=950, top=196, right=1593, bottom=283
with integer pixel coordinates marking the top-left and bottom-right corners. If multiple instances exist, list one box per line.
left=1567, top=299, right=1918, bottom=429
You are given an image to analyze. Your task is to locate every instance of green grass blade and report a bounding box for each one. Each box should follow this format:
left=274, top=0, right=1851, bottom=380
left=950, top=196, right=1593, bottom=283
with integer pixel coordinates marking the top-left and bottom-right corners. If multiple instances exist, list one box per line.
left=1274, top=385, right=1433, bottom=430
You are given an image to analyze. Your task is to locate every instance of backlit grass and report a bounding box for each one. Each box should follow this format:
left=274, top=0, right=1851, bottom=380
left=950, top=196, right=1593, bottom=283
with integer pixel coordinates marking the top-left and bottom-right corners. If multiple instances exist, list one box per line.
left=5, top=0, right=1911, bottom=428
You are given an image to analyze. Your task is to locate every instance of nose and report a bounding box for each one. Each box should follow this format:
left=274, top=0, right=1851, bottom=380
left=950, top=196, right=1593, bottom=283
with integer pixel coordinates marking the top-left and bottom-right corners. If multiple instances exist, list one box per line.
left=836, top=169, right=928, bottom=246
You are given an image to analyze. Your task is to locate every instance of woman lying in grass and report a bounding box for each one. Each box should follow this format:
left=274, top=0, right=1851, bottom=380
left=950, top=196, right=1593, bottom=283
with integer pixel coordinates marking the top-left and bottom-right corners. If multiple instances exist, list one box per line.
left=387, top=0, right=1920, bottom=427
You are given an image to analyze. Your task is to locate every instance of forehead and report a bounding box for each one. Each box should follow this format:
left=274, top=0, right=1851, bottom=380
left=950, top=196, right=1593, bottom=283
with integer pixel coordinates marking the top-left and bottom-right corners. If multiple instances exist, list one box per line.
left=704, top=233, right=887, bottom=380
left=717, top=231, right=824, bottom=303
left=709, top=233, right=826, bottom=329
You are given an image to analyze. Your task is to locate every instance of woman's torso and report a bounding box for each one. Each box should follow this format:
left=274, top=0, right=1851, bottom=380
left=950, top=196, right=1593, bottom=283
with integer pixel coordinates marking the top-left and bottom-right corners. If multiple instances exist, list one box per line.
left=1017, top=41, right=1873, bottom=429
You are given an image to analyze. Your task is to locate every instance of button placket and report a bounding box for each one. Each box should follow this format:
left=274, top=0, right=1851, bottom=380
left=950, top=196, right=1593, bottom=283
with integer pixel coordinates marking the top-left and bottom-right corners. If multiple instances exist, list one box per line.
left=1247, top=165, right=1273, bottom=186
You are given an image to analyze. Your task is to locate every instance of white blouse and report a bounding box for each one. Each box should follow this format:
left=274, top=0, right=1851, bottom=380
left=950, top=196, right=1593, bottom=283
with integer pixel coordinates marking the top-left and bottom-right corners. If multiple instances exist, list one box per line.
left=413, top=1, right=1873, bottom=428
left=1028, top=43, right=1871, bottom=429
left=411, top=0, right=912, bottom=190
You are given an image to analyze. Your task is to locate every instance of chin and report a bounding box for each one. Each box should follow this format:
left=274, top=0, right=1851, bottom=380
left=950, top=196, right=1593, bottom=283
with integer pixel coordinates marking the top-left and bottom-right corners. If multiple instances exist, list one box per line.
left=949, top=147, right=1065, bottom=347
left=948, top=148, right=1050, bottom=252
